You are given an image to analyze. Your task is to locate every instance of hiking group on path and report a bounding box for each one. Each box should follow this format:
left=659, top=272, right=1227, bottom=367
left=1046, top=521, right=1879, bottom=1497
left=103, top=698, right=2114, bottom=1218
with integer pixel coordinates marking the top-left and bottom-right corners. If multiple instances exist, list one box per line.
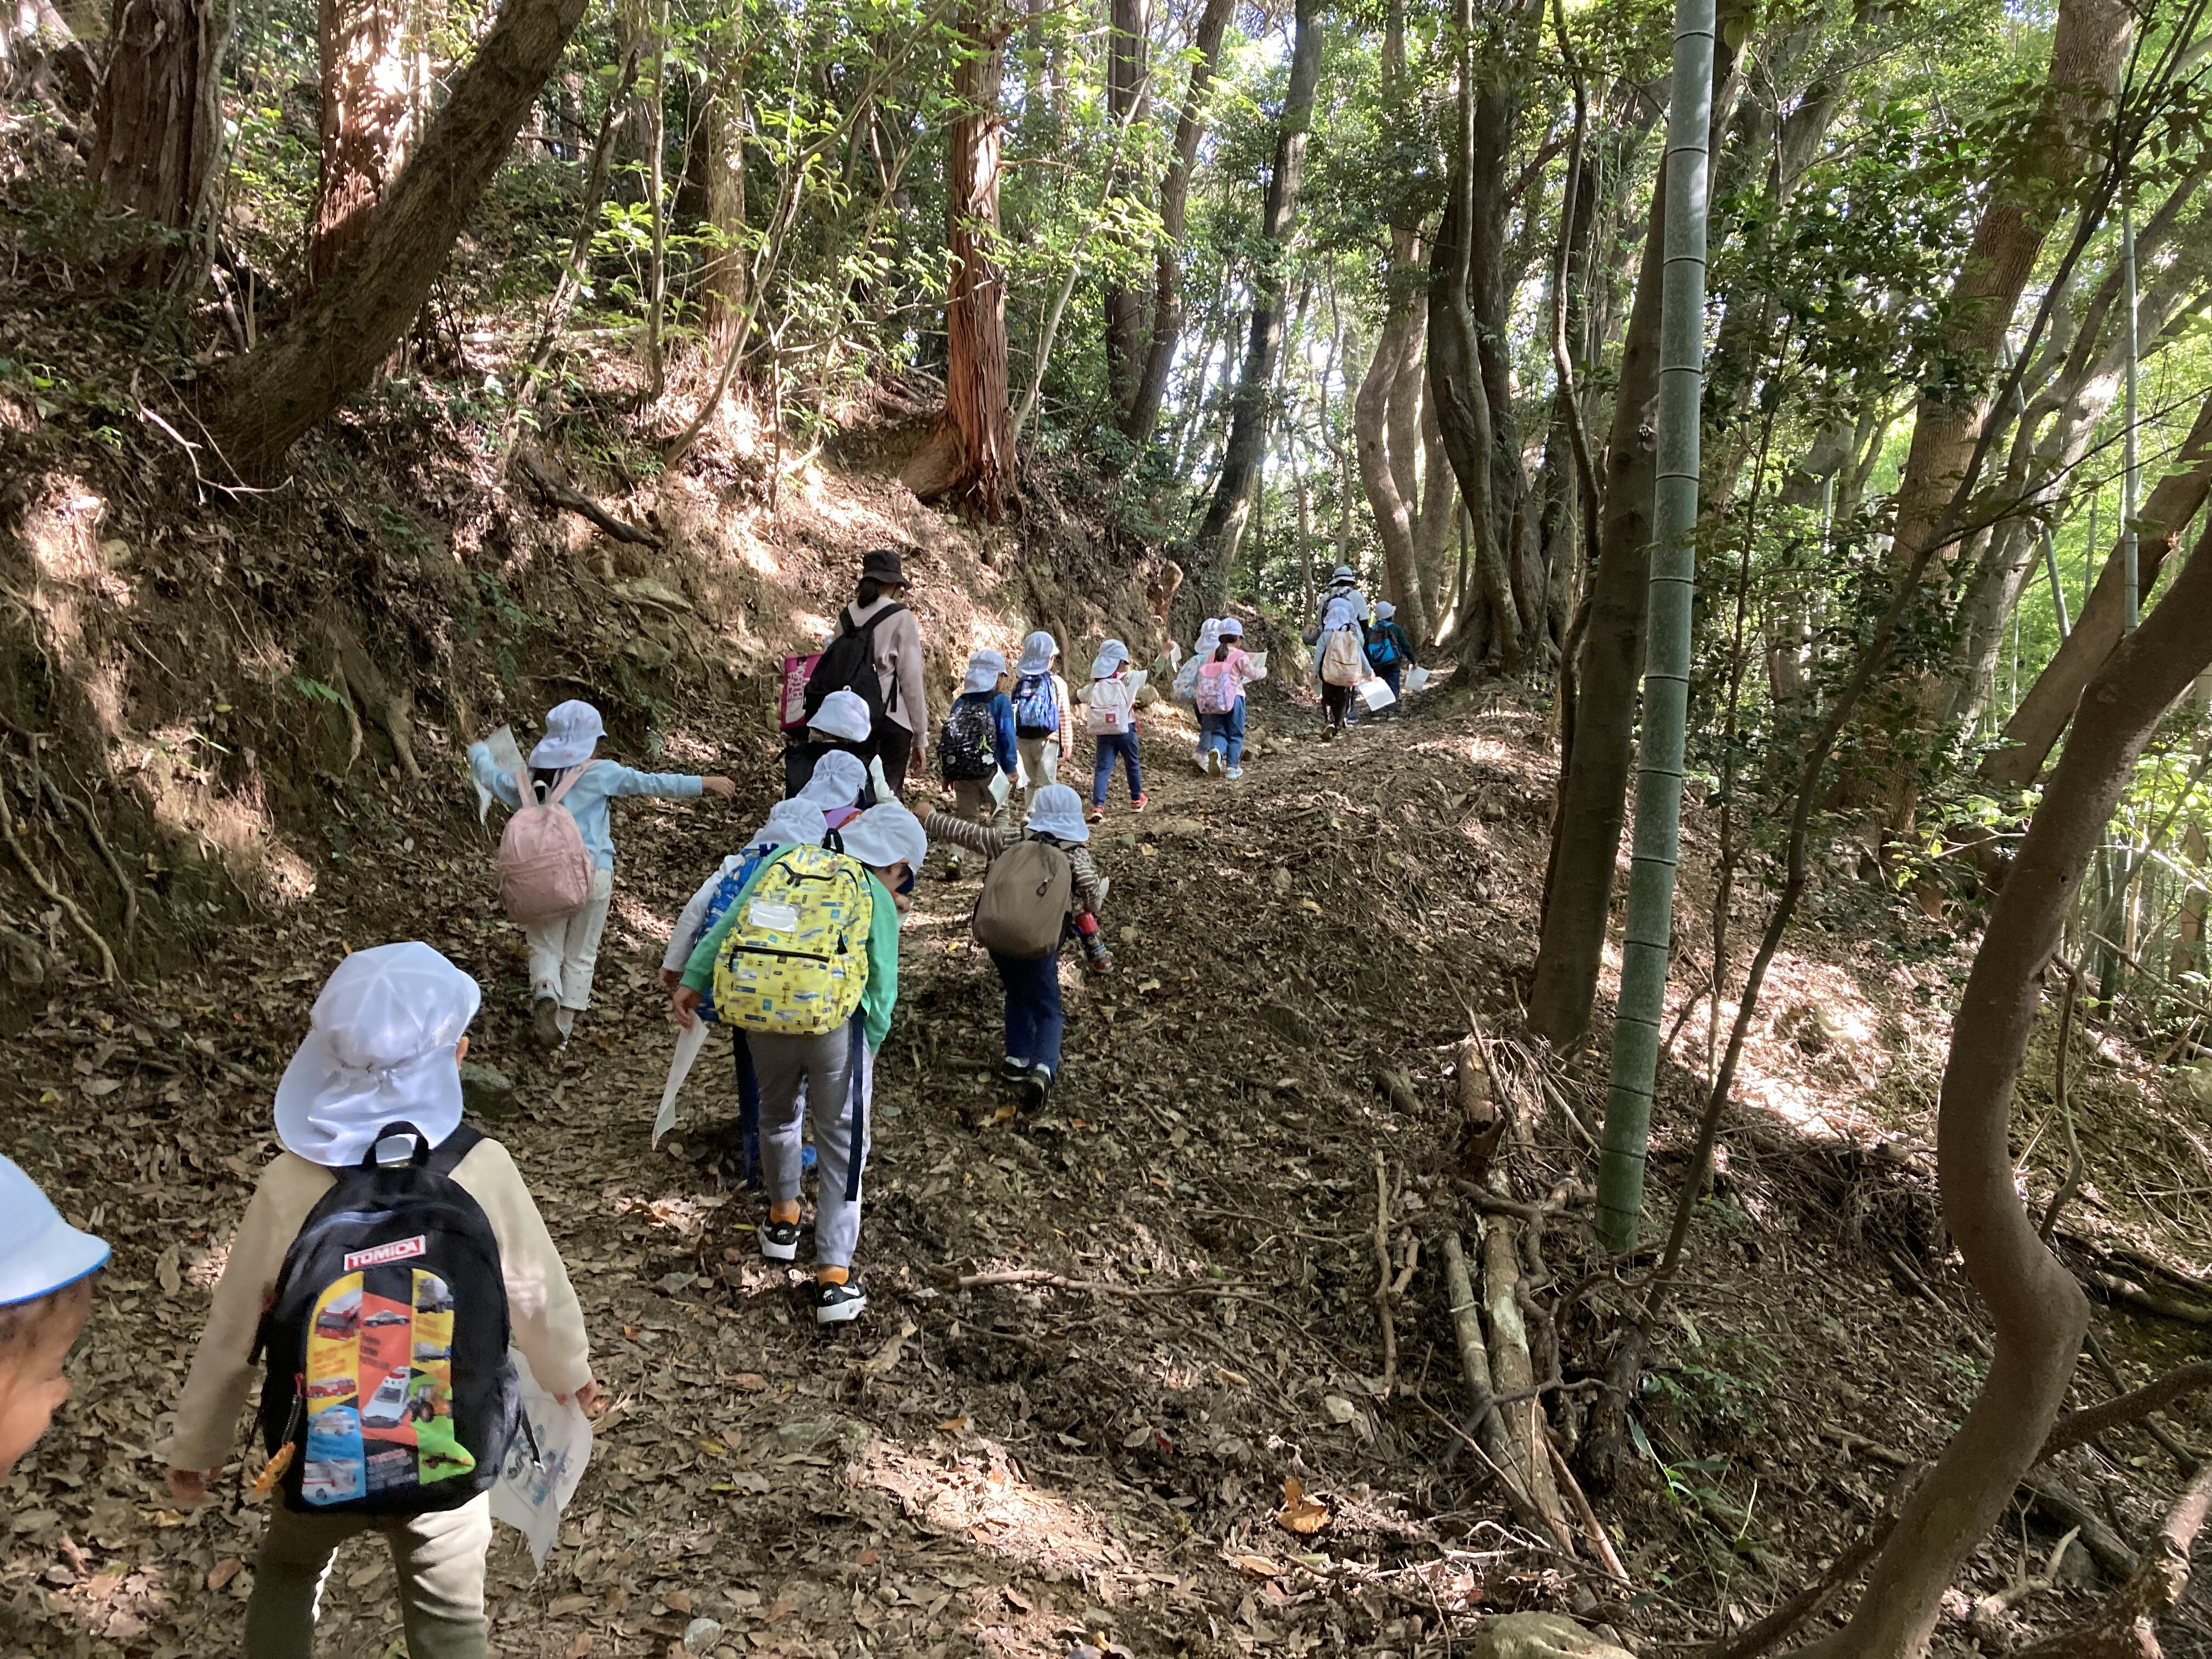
left=0, top=546, right=1429, bottom=1659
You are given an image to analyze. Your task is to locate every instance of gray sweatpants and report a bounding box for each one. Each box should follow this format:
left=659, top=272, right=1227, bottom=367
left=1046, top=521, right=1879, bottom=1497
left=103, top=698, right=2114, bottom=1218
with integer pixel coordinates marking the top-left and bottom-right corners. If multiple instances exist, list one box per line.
left=245, top=1492, right=491, bottom=1659
left=751, top=1024, right=874, bottom=1267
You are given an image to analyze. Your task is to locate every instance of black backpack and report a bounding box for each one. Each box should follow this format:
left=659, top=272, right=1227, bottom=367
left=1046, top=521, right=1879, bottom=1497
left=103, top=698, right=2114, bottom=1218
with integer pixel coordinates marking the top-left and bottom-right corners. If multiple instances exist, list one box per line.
left=255, top=1121, right=521, bottom=1516
left=803, top=605, right=906, bottom=727
left=939, top=696, right=998, bottom=781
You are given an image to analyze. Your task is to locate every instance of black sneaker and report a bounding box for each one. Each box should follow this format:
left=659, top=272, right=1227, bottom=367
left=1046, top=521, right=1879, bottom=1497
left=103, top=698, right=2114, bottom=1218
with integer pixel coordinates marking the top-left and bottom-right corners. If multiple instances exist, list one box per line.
left=1000, top=1056, right=1031, bottom=1080
left=1022, top=1063, right=1054, bottom=1109
left=760, top=1218, right=802, bottom=1262
left=812, top=1279, right=867, bottom=1324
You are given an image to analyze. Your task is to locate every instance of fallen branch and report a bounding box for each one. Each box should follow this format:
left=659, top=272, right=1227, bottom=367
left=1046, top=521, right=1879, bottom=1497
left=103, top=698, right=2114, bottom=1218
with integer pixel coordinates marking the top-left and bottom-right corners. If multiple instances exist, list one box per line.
left=2018, top=1466, right=2138, bottom=1579
left=1549, top=1440, right=1629, bottom=1583
left=2015, top=1460, right=2212, bottom=1658
left=2085, top=1269, right=2212, bottom=1325
left=515, top=450, right=664, bottom=548
left=1455, top=1032, right=1507, bottom=1181
left=42, top=781, right=137, bottom=944
left=1374, top=1153, right=1399, bottom=1398
left=1970, top=1525, right=2079, bottom=1632
left=2041, top=1357, right=2212, bottom=1461
left=1480, top=1206, right=1573, bottom=1550
left=2037, top=961, right=2085, bottom=1243
left=1437, top=1232, right=1540, bottom=1526
left=945, top=1267, right=1264, bottom=1306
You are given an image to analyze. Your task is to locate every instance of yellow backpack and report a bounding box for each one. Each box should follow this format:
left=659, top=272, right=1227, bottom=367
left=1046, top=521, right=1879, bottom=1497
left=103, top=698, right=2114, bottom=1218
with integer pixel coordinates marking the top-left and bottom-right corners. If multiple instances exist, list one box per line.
left=711, top=844, right=874, bottom=1035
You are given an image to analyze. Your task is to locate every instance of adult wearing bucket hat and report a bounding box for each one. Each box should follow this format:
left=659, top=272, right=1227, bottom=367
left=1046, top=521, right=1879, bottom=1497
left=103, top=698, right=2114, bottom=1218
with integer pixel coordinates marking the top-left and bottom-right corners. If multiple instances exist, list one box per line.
left=165, top=944, right=594, bottom=1657
left=834, top=549, right=930, bottom=798
left=0, top=1156, right=107, bottom=1480
left=1313, top=565, right=1371, bottom=740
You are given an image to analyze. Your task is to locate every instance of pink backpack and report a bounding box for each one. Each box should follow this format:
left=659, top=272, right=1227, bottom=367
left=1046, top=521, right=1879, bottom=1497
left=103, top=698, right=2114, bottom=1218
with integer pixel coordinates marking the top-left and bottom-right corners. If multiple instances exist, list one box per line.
left=496, top=763, right=597, bottom=927
left=1195, top=656, right=1240, bottom=715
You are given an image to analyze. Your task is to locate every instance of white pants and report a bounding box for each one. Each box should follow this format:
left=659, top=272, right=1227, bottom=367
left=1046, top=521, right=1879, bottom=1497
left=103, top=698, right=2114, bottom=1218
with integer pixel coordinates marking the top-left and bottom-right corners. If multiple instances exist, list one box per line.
left=524, top=866, right=613, bottom=1012
left=1017, top=736, right=1060, bottom=795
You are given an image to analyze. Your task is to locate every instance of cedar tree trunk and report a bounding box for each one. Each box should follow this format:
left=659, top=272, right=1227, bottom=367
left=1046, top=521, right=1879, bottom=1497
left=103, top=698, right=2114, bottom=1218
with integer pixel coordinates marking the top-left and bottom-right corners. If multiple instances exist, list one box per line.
left=1100, top=0, right=1146, bottom=414
left=92, top=0, right=219, bottom=236
left=307, top=0, right=415, bottom=289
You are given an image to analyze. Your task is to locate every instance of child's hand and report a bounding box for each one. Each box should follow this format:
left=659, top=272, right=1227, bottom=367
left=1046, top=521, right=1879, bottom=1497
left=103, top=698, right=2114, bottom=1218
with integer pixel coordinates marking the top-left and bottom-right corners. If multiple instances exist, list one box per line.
left=658, top=968, right=681, bottom=993
left=703, top=776, right=737, bottom=799
left=557, top=1380, right=600, bottom=1413
left=166, top=1468, right=217, bottom=1509
left=670, top=986, right=702, bottom=1029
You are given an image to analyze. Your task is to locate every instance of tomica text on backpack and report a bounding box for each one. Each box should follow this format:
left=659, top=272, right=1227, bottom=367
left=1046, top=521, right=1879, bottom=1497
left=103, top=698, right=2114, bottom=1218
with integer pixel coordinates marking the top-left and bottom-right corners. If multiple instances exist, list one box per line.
left=162, top=944, right=593, bottom=1659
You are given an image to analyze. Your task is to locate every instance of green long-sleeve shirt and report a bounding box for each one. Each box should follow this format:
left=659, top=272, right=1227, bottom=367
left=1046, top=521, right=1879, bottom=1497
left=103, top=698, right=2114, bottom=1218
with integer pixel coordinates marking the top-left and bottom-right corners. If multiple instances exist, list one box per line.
left=680, top=851, right=901, bottom=1051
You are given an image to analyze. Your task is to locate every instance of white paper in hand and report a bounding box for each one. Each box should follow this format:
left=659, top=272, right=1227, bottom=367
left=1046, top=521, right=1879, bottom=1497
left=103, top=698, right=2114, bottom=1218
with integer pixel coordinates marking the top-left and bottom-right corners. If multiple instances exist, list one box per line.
left=654, top=1017, right=709, bottom=1146
left=477, top=726, right=527, bottom=824
left=1246, top=650, right=1269, bottom=679
left=988, top=768, right=1012, bottom=809
left=492, top=1351, right=593, bottom=1573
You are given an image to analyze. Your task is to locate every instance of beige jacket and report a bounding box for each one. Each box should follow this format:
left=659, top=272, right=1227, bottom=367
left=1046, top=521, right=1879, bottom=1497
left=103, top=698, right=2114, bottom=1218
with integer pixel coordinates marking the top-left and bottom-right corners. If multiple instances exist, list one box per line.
left=163, top=1139, right=591, bottom=1471
left=848, top=597, right=928, bottom=740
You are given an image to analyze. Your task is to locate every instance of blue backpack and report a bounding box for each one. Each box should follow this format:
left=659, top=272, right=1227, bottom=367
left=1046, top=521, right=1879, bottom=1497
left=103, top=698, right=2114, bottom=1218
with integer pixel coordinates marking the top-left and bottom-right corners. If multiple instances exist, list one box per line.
left=694, top=851, right=769, bottom=1024
left=1366, top=623, right=1401, bottom=668
left=1013, top=673, right=1059, bottom=738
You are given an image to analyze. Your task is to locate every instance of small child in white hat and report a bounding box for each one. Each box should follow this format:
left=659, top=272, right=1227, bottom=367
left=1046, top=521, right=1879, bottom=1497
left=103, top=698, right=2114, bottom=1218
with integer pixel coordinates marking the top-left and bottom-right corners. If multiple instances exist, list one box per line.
left=0, top=1157, right=108, bottom=1480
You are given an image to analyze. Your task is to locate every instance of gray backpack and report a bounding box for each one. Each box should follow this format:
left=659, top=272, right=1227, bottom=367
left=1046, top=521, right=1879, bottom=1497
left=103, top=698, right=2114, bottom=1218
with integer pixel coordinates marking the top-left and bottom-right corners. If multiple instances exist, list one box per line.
left=972, top=837, right=1073, bottom=960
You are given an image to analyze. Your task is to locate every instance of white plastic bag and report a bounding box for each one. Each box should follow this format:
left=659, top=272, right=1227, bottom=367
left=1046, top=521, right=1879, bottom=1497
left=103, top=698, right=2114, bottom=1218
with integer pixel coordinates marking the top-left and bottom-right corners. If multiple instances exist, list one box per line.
left=476, top=726, right=527, bottom=823
left=1358, top=678, right=1397, bottom=712
left=653, top=1017, right=710, bottom=1147
left=492, top=1351, right=594, bottom=1572
left=1404, top=665, right=1431, bottom=693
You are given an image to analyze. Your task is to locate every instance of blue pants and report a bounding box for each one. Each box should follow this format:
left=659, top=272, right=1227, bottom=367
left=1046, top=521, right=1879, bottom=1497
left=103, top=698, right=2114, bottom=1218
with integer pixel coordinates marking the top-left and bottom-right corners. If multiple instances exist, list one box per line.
left=991, top=949, right=1065, bottom=1073
left=1198, top=701, right=1246, bottom=768
left=1091, top=732, right=1142, bottom=806
left=1381, top=662, right=1403, bottom=698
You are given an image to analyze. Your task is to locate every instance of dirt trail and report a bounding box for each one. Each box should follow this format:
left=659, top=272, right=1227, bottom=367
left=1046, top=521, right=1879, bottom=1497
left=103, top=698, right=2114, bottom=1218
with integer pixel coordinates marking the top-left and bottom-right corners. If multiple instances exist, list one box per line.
left=10, top=686, right=2212, bottom=1658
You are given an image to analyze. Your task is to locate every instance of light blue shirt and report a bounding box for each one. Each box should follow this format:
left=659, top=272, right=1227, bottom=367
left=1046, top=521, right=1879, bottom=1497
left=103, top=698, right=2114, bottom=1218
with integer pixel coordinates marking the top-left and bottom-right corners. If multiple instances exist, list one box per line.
left=467, top=743, right=703, bottom=869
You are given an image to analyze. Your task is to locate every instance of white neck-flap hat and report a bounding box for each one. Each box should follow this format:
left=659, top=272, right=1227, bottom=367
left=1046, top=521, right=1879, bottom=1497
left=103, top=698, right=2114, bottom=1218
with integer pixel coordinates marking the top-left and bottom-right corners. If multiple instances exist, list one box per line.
left=809, top=689, right=874, bottom=743
left=1016, top=631, right=1058, bottom=676
left=274, top=943, right=483, bottom=1167
left=0, top=1158, right=108, bottom=1308
left=530, top=699, right=605, bottom=768
left=797, top=752, right=868, bottom=812
left=962, top=649, right=1008, bottom=695
left=842, top=802, right=928, bottom=872
left=1026, top=783, right=1090, bottom=844
left=753, top=799, right=828, bottom=852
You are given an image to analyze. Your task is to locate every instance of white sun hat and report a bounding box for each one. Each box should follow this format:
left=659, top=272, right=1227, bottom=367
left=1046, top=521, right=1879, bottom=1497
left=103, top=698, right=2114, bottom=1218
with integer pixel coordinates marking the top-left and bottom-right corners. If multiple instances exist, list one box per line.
left=529, top=700, right=605, bottom=768
left=809, top=688, right=874, bottom=743
left=274, top=943, right=483, bottom=1167
left=962, top=648, right=1008, bottom=695
left=841, top=802, right=928, bottom=872
left=1374, top=601, right=1396, bottom=622
left=1218, top=617, right=1244, bottom=639
left=1090, top=639, right=1130, bottom=679
left=797, top=752, right=868, bottom=812
left=1025, top=783, right=1089, bottom=844
left=1016, top=631, right=1058, bottom=675
left=752, top=799, right=829, bottom=852
left=0, top=1158, right=109, bottom=1308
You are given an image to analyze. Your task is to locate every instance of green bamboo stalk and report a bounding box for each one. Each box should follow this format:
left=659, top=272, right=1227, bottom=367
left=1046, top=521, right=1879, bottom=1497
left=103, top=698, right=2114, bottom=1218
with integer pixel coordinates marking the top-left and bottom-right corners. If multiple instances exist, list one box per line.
left=1594, top=0, right=1715, bottom=1252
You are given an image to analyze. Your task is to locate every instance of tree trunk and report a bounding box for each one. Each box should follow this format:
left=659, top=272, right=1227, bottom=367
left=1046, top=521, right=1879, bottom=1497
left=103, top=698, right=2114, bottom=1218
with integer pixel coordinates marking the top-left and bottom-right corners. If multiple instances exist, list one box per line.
left=92, top=0, right=220, bottom=240
left=1985, top=388, right=2212, bottom=787
left=1857, top=0, right=2132, bottom=829
left=1833, top=517, right=2212, bottom=1658
left=1353, top=281, right=1433, bottom=642
left=1183, top=0, right=1321, bottom=613
left=1100, top=0, right=1147, bottom=415
left=904, top=3, right=1014, bottom=521
left=204, top=0, right=594, bottom=479
left=1527, top=158, right=1669, bottom=1048
left=1426, top=0, right=1519, bottom=672
left=700, top=14, right=748, bottom=349
left=1119, top=0, right=1232, bottom=449
left=307, top=0, right=415, bottom=289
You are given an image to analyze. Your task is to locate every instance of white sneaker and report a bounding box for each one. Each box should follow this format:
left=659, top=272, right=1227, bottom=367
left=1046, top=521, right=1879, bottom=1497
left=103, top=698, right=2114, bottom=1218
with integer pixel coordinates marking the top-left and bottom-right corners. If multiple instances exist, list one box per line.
left=1225, top=766, right=1243, bottom=781
left=1196, top=753, right=1212, bottom=776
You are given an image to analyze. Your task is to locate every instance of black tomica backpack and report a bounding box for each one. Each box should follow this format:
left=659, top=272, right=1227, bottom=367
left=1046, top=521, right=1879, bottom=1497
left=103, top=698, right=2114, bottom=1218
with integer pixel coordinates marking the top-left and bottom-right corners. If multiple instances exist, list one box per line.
left=803, top=603, right=906, bottom=727
left=255, top=1121, right=521, bottom=1516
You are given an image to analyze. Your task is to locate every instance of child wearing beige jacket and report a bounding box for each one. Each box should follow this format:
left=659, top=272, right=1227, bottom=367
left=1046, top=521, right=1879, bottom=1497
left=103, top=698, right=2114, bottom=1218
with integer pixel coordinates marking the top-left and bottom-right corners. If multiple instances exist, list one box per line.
left=163, top=943, right=592, bottom=1659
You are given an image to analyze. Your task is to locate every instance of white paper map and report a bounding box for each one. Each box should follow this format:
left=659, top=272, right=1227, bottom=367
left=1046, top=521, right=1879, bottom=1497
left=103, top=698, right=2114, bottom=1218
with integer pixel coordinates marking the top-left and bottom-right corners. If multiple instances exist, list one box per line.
left=475, top=725, right=527, bottom=823
left=653, top=1017, right=709, bottom=1146
left=491, top=1350, right=593, bottom=1572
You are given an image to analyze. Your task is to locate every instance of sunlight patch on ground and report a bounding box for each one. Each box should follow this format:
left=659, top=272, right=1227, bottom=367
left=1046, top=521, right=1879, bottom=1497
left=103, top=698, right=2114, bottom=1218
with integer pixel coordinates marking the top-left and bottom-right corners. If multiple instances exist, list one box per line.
left=854, top=1439, right=1131, bottom=1583
left=127, top=729, right=318, bottom=905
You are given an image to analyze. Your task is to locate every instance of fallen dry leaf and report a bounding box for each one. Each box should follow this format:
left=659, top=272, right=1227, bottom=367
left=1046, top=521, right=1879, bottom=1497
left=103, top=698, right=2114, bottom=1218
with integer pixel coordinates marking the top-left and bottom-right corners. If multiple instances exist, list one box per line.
left=1276, top=1476, right=1329, bottom=1536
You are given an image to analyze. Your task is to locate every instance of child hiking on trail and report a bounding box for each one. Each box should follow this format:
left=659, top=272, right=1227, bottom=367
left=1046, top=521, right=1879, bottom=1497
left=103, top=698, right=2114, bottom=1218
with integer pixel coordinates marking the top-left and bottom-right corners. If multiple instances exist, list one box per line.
left=1194, top=616, right=1266, bottom=780
left=1081, top=640, right=1146, bottom=824
left=163, top=944, right=594, bottom=1659
left=1312, top=567, right=1372, bottom=740
left=1365, top=601, right=1415, bottom=714
left=671, top=802, right=928, bottom=1325
left=469, top=699, right=736, bottom=1051
left=0, top=1158, right=107, bottom=1481
left=784, top=688, right=882, bottom=803
left=1011, top=631, right=1073, bottom=800
left=923, top=784, right=1108, bottom=1108
left=939, top=648, right=1018, bottom=875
